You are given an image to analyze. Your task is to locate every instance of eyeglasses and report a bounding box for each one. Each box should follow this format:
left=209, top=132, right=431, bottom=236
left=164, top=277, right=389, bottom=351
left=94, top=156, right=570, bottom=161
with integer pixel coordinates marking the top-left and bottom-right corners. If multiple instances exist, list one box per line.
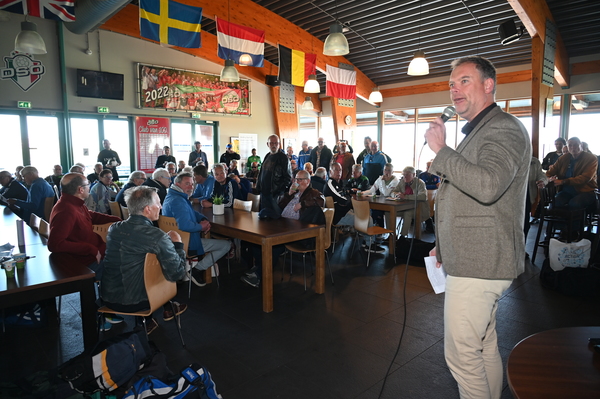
left=295, top=178, right=308, bottom=181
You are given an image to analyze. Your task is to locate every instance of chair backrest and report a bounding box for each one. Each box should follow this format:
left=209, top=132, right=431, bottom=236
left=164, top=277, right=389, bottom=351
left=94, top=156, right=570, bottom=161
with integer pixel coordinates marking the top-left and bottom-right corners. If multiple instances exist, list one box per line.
left=120, top=204, right=129, bottom=219
left=44, top=196, right=55, bottom=222
left=351, top=198, right=371, bottom=234
left=143, top=253, right=178, bottom=313
left=233, top=199, right=252, bottom=212
left=158, top=215, right=191, bottom=255
left=109, top=201, right=122, bottom=218
left=323, top=208, right=334, bottom=249
left=324, top=196, right=334, bottom=208
left=247, top=193, right=261, bottom=212
left=53, top=184, right=60, bottom=200
left=93, top=222, right=115, bottom=243
left=29, top=213, right=41, bottom=232
left=39, top=219, right=50, bottom=239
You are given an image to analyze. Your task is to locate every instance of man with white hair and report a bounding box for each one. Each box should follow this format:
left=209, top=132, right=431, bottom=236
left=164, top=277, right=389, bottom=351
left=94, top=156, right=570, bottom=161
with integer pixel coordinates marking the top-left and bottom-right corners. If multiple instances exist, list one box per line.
left=392, top=166, right=430, bottom=238
left=86, top=163, right=103, bottom=183
left=0, top=170, right=28, bottom=206
left=115, top=170, right=147, bottom=207
left=45, top=164, right=63, bottom=189
left=298, top=140, right=311, bottom=171
left=142, top=167, right=171, bottom=204
left=310, top=167, right=327, bottom=193
left=7, top=166, right=55, bottom=221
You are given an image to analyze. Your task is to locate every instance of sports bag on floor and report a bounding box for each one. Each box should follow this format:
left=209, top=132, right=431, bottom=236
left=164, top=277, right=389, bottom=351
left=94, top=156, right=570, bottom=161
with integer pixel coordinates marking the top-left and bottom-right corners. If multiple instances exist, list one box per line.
left=124, top=363, right=222, bottom=399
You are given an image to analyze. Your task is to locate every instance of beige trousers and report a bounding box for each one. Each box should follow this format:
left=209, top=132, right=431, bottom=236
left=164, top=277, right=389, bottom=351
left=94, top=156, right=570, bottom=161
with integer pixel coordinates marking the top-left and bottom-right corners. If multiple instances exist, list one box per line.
left=444, top=275, right=512, bottom=399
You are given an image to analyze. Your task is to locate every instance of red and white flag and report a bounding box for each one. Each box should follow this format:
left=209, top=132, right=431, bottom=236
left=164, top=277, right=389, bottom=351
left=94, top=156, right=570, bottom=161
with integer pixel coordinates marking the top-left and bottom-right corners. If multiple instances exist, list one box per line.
left=326, top=64, right=356, bottom=99
left=0, top=0, right=75, bottom=21
left=217, top=19, right=265, bottom=67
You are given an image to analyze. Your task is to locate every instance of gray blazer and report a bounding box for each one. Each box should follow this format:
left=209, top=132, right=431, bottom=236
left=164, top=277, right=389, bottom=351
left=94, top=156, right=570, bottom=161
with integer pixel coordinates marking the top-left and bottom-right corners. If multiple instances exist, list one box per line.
left=431, top=106, right=531, bottom=279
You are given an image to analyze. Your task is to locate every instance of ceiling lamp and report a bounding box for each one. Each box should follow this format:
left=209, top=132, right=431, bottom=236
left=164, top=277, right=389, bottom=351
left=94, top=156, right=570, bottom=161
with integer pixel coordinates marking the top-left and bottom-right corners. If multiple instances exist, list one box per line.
left=239, top=53, right=253, bottom=66
left=323, top=24, right=349, bottom=56
left=301, top=97, right=314, bottom=110
left=368, top=87, right=383, bottom=103
left=15, top=20, right=47, bottom=54
left=407, top=1, right=428, bottom=76
left=220, top=59, right=239, bottom=82
left=304, top=74, right=320, bottom=93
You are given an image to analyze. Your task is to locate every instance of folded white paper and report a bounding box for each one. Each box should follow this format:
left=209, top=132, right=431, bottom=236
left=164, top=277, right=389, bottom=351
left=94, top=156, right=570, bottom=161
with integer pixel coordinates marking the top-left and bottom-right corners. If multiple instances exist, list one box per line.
left=424, top=255, right=447, bottom=294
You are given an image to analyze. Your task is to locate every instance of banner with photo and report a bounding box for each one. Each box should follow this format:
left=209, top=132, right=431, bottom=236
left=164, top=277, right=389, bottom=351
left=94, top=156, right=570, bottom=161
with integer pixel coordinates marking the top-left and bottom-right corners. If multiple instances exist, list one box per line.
left=137, top=63, right=250, bottom=116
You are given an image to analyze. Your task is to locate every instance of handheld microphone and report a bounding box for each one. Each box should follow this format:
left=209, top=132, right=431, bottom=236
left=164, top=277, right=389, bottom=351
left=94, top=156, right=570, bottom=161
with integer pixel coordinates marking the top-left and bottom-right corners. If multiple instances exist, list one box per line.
left=424, top=106, right=457, bottom=145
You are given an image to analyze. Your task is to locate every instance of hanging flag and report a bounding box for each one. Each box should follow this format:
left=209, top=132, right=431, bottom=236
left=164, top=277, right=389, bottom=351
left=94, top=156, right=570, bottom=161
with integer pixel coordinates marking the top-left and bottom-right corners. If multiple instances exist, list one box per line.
left=278, top=45, right=316, bottom=87
left=216, top=19, right=265, bottom=67
left=139, top=0, right=202, bottom=48
left=0, top=0, right=75, bottom=22
left=326, top=64, right=356, bottom=99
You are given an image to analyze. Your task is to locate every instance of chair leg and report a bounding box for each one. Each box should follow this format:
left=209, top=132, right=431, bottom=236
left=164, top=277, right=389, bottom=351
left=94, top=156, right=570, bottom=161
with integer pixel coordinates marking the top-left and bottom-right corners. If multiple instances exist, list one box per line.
left=325, top=250, right=334, bottom=285
left=332, top=228, right=338, bottom=254
left=366, top=236, right=372, bottom=268
left=57, top=296, right=62, bottom=324
left=169, top=301, right=186, bottom=347
left=302, top=253, right=307, bottom=291
left=281, top=250, right=286, bottom=281
left=531, top=213, right=545, bottom=265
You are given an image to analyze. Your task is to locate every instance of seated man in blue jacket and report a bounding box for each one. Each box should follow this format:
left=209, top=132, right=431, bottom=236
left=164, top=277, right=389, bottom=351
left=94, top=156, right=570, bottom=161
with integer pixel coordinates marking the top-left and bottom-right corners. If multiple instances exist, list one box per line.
left=162, top=172, right=230, bottom=285
left=7, top=166, right=55, bottom=221
left=191, top=165, right=215, bottom=204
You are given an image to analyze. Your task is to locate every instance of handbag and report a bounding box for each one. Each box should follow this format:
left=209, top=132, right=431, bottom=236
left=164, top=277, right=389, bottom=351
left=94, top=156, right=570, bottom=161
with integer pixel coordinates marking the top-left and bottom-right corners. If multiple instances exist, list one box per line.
left=548, top=238, right=591, bottom=271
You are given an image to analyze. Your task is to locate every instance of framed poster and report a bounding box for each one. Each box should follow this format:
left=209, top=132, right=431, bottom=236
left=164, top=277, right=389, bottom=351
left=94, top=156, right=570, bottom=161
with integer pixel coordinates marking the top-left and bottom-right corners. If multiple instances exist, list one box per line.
left=137, top=63, right=251, bottom=116
left=135, top=116, right=171, bottom=173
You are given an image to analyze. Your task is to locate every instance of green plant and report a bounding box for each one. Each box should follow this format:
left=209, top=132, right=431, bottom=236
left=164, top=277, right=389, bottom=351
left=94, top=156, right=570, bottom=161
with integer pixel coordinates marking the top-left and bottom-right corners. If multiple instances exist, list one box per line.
left=212, top=195, right=224, bottom=205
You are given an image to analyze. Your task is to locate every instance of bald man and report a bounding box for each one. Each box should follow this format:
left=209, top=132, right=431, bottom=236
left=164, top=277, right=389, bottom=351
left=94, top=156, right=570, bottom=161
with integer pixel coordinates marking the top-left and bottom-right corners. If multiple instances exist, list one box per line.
left=256, top=134, right=291, bottom=218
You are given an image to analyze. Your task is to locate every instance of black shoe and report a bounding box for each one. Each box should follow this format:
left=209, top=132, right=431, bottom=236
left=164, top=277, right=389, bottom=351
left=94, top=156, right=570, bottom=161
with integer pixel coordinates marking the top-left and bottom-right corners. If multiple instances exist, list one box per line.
left=190, top=268, right=207, bottom=287
left=363, top=244, right=385, bottom=254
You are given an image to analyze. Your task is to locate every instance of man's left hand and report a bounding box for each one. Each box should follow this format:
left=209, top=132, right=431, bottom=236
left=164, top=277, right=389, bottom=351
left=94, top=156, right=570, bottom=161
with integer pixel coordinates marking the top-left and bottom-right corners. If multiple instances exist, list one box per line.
left=7, top=198, right=16, bottom=206
left=200, top=220, right=211, bottom=232
left=293, top=203, right=302, bottom=212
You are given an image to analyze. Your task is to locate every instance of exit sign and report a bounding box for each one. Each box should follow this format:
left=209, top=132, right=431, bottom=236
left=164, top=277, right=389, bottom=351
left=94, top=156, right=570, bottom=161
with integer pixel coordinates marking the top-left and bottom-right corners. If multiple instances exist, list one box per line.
left=97, top=106, right=110, bottom=114
left=18, top=101, right=31, bottom=109
left=191, top=113, right=201, bottom=119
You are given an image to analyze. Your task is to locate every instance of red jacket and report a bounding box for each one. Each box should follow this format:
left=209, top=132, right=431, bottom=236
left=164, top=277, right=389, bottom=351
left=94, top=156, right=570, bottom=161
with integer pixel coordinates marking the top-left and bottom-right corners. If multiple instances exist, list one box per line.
left=48, top=193, right=120, bottom=266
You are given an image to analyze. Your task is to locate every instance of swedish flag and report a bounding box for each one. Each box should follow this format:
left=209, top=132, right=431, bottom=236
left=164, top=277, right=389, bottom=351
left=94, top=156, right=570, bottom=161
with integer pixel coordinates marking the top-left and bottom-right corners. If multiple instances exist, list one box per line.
left=140, top=0, right=202, bottom=48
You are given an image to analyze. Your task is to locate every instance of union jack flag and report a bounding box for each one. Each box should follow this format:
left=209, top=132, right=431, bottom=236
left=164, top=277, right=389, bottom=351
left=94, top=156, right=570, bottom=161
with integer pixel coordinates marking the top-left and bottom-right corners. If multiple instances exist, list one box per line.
left=0, top=0, right=75, bottom=22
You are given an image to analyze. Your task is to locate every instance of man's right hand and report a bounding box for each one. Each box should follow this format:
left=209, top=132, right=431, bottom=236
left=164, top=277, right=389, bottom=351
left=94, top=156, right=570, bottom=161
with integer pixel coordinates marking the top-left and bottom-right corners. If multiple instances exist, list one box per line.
left=96, top=251, right=102, bottom=264
left=167, top=230, right=182, bottom=243
left=200, top=220, right=211, bottom=232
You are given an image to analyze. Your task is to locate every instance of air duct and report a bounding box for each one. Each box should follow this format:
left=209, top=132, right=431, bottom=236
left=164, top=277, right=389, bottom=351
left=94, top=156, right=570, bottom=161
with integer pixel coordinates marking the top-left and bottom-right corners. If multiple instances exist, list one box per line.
left=65, top=0, right=132, bottom=35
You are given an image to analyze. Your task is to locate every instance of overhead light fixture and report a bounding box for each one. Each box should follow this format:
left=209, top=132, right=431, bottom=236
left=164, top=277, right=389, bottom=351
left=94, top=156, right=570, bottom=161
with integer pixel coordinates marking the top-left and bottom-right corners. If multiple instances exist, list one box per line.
left=368, top=87, right=383, bottom=103
left=15, top=19, right=47, bottom=54
left=239, top=53, right=253, bottom=66
left=302, top=97, right=314, bottom=110
left=304, top=74, right=320, bottom=93
left=498, top=19, right=525, bottom=45
left=220, top=59, right=239, bottom=82
left=407, top=1, right=428, bottom=76
left=323, top=24, right=349, bottom=56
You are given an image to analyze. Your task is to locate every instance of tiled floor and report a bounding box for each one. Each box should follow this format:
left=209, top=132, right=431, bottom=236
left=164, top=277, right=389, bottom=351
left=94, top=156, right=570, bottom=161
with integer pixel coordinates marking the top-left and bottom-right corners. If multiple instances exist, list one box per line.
left=1, top=223, right=598, bottom=398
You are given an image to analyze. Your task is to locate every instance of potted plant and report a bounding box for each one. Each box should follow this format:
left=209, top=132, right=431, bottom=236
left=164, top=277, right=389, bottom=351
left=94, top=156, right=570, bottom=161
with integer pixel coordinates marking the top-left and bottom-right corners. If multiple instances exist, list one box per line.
left=212, top=195, right=225, bottom=215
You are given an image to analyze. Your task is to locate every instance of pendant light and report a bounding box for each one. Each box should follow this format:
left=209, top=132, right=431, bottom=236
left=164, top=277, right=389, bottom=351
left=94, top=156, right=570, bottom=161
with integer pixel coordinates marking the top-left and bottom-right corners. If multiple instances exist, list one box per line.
left=220, top=0, right=240, bottom=82
left=407, top=1, right=429, bottom=76
left=302, top=97, right=314, bottom=110
left=368, top=87, right=383, bottom=103
left=15, top=18, right=47, bottom=54
left=323, top=23, right=349, bottom=56
left=304, top=36, right=320, bottom=93
left=239, top=53, right=253, bottom=66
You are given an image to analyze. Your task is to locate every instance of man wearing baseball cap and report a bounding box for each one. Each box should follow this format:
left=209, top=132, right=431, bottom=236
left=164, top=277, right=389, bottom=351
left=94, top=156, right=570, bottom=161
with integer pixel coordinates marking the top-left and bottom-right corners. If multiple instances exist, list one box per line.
left=219, top=143, right=240, bottom=169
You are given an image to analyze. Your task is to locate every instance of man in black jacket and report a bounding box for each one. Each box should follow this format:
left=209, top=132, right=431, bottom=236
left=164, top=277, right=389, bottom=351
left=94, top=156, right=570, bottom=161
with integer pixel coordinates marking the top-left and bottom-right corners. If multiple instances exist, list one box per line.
left=309, top=137, right=333, bottom=170
left=256, top=135, right=291, bottom=218
left=0, top=171, right=28, bottom=205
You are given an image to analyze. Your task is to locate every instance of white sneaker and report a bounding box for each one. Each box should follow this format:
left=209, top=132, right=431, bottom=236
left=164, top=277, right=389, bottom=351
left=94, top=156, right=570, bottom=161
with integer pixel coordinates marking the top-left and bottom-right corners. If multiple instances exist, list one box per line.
left=181, top=262, right=191, bottom=282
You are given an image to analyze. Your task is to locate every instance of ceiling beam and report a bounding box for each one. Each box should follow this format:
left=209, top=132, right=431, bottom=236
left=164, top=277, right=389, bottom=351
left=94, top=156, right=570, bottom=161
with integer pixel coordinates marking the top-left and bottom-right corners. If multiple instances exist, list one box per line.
left=507, top=0, right=570, bottom=87
left=100, top=0, right=377, bottom=104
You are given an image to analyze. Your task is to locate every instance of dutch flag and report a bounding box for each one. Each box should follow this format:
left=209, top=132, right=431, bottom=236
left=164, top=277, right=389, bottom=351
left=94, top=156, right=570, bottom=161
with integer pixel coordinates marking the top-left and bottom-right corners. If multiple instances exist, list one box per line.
left=217, top=19, right=265, bottom=67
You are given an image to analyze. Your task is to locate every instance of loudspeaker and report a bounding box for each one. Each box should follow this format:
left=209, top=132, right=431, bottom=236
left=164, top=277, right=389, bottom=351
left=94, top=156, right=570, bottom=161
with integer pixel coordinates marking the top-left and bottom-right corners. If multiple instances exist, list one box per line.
left=498, top=19, right=524, bottom=45
left=265, top=75, right=281, bottom=87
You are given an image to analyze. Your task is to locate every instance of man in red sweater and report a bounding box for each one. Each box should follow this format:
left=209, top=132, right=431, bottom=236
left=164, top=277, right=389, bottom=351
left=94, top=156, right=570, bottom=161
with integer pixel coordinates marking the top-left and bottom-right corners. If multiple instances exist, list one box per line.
left=48, top=173, right=121, bottom=280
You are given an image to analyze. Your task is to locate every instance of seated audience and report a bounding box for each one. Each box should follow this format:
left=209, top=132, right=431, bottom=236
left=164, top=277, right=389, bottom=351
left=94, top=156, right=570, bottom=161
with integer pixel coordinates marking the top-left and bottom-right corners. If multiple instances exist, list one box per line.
left=230, top=173, right=251, bottom=200
left=85, top=169, right=114, bottom=214
left=70, top=164, right=84, bottom=174
left=166, top=162, right=178, bottom=183
left=7, top=166, right=55, bottom=221
left=0, top=170, right=28, bottom=206
left=191, top=164, right=215, bottom=204
left=347, top=164, right=371, bottom=193
left=45, top=164, right=63, bottom=190
left=418, top=161, right=440, bottom=232
left=324, top=163, right=352, bottom=224
left=87, top=163, right=103, bottom=183
left=229, top=160, right=240, bottom=177
left=115, top=170, right=146, bottom=207
left=245, top=162, right=260, bottom=183
left=177, top=160, right=186, bottom=173
left=311, top=167, right=327, bottom=193
left=143, top=168, right=171, bottom=204
left=361, top=163, right=399, bottom=226
left=304, top=162, right=314, bottom=176
left=201, top=164, right=242, bottom=208
left=392, top=166, right=430, bottom=238
left=15, top=166, right=25, bottom=184
left=541, top=138, right=566, bottom=170
left=290, top=159, right=299, bottom=176
left=101, top=186, right=187, bottom=335
left=525, top=157, right=547, bottom=246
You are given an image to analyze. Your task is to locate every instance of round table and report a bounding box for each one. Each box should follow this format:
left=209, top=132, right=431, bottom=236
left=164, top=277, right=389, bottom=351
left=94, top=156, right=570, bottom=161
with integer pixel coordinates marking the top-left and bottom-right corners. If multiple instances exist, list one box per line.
left=507, top=326, right=600, bottom=398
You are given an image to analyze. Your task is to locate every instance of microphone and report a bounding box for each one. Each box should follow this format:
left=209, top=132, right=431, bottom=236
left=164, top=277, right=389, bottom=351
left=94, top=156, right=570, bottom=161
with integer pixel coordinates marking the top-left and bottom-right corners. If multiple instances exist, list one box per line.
left=424, top=106, right=457, bottom=145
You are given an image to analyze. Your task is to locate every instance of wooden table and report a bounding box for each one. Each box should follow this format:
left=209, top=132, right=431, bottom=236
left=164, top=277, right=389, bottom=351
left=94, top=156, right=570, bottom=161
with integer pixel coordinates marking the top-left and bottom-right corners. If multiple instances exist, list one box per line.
left=0, top=207, right=98, bottom=350
left=199, top=207, right=325, bottom=313
left=507, top=326, right=600, bottom=399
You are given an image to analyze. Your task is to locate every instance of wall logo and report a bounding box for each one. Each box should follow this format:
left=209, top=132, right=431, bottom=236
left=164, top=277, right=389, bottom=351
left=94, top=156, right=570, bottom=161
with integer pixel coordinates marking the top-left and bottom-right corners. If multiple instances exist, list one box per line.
left=1, top=51, right=45, bottom=91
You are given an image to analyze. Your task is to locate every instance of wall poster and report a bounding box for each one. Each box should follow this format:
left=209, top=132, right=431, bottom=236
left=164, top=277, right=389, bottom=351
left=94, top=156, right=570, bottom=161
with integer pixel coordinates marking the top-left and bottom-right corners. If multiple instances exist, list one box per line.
left=137, top=63, right=251, bottom=116
left=135, top=116, right=171, bottom=174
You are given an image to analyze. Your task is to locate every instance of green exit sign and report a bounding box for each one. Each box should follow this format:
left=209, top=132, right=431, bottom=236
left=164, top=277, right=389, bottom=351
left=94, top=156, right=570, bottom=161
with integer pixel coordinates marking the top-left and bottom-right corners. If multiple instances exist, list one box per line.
left=191, top=113, right=201, bottom=119
left=18, top=101, right=31, bottom=109
left=97, top=106, right=110, bottom=114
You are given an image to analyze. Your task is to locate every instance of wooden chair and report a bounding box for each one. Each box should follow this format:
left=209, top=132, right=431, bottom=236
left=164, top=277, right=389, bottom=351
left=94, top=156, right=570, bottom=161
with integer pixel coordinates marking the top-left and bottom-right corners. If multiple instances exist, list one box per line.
left=120, top=204, right=129, bottom=219
left=38, top=219, right=50, bottom=239
left=97, top=253, right=185, bottom=347
left=44, top=196, right=55, bottom=222
left=247, top=193, right=261, bottom=212
left=52, top=184, right=60, bottom=200
left=283, top=208, right=335, bottom=290
left=109, top=201, right=122, bottom=218
left=351, top=198, right=396, bottom=268
left=324, top=196, right=334, bottom=208
left=29, top=213, right=41, bottom=232
left=324, top=196, right=348, bottom=254
left=158, top=215, right=216, bottom=297
left=92, top=222, right=115, bottom=243
left=233, top=199, right=252, bottom=212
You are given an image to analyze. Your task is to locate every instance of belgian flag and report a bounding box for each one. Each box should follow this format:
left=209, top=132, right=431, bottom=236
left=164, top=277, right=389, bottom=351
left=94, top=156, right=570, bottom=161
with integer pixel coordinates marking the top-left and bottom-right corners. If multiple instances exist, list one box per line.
left=278, top=45, right=317, bottom=87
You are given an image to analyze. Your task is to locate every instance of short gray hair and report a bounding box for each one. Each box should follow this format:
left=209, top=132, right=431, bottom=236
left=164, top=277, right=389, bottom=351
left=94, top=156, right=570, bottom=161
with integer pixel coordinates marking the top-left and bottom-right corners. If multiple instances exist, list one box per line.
left=315, top=167, right=327, bottom=178
left=125, top=186, right=158, bottom=215
left=402, top=166, right=415, bottom=175
left=152, top=167, right=169, bottom=180
left=20, top=166, right=38, bottom=177
left=174, top=171, right=193, bottom=184
left=352, top=164, right=362, bottom=172
left=128, top=170, right=146, bottom=183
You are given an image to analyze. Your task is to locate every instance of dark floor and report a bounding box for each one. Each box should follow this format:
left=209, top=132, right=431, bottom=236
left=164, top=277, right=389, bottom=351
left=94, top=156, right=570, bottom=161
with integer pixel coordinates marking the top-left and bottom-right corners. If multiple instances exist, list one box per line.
left=1, top=223, right=599, bottom=398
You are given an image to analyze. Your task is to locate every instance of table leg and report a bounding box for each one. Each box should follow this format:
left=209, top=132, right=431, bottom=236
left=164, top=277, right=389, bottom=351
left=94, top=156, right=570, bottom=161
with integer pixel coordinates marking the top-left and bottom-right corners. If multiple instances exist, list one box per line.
left=387, top=209, right=396, bottom=255
left=261, top=238, right=273, bottom=313
left=79, top=279, right=98, bottom=350
left=315, top=227, right=325, bottom=294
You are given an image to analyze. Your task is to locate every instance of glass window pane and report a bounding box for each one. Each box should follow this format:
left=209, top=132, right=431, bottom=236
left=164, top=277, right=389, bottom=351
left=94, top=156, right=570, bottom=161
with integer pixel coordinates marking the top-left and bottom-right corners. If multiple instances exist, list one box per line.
left=195, top=124, right=215, bottom=167
left=299, top=116, right=318, bottom=152
left=71, top=118, right=100, bottom=172
left=27, top=115, right=60, bottom=177
left=382, top=110, right=414, bottom=173
left=318, top=117, right=336, bottom=151
left=103, top=119, right=131, bottom=180
left=171, top=122, right=192, bottom=167
left=0, top=114, right=23, bottom=172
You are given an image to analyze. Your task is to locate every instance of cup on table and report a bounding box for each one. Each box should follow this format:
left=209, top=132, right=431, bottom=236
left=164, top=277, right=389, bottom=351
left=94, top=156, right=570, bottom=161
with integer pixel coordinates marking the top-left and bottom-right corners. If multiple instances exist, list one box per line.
left=13, top=253, right=26, bottom=269
left=4, top=261, right=15, bottom=278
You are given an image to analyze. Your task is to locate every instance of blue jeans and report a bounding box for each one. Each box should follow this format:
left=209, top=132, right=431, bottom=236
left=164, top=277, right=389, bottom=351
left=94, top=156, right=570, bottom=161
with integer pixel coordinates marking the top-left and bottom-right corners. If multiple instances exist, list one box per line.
left=554, top=190, right=596, bottom=210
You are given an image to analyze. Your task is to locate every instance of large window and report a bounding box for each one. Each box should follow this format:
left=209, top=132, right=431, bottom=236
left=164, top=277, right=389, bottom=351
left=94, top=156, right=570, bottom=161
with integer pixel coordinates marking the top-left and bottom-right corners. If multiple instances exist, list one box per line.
left=27, top=115, right=60, bottom=178
left=381, top=110, right=415, bottom=172
left=172, top=122, right=192, bottom=166
left=0, top=114, right=23, bottom=172
left=71, top=118, right=100, bottom=171
left=568, top=93, right=600, bottom=153
left=103, top=119, right=131, bottom=180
